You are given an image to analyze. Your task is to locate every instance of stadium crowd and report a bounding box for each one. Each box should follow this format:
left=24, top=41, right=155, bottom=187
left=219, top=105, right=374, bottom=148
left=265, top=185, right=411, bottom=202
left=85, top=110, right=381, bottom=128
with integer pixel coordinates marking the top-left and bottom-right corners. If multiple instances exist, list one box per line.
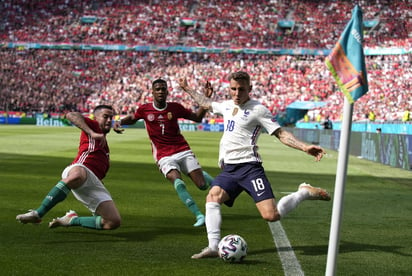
left=0, top=0, right=410, bottom=122
left=1, top=0, right=409, bottom=49
left=1, top=49, right=410, bottom=122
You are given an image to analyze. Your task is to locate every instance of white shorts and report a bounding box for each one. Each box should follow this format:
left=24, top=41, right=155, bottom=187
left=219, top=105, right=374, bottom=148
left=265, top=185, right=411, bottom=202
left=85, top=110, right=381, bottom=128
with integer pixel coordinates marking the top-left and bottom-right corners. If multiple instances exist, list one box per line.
left=62, top=164, right=113, bottom=214
left=158, top=150, right=201, bottom=177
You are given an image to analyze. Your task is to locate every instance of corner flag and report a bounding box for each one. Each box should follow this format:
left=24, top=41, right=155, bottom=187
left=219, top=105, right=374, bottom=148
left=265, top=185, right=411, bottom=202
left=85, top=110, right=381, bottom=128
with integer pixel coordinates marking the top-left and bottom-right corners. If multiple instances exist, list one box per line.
left=325, top=5, right=368, bottom=103
left=325, top=5, right=369, bottom=276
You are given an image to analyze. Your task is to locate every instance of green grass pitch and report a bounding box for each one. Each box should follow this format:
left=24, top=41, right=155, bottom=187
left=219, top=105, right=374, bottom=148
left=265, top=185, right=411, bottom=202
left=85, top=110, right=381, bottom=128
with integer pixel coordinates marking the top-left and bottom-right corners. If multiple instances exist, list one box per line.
left=0, top=125, right=411, bottom=275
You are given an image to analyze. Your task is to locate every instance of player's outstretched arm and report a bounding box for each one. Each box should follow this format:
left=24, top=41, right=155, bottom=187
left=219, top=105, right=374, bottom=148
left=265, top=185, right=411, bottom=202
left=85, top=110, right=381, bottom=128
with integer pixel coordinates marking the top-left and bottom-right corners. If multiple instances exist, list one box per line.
left=66, top=112, right=105, bottom=144
left=66, top=112, right=95, bottom=135
left=112, top=121, right=124, bottom=134
left=179, top=78, right=212, bottom=110
left=113, top=114, right=138, bottom=134
left=273, top=128, right=326, bottom=162
left=187, top=80, right=214, bottom=122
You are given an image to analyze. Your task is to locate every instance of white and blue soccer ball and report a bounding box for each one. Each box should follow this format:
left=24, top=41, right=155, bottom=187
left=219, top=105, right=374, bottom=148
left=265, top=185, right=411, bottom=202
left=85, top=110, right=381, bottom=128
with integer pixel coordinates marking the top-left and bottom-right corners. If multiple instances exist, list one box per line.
left=218, top=234, right=248, bottom=262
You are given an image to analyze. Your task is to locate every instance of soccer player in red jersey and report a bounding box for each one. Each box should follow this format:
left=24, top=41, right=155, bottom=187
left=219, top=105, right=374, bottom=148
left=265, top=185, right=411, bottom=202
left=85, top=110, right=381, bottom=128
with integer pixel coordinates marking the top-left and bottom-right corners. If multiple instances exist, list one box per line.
left=16, top=105, right=121, bottom=230
left=114, top=79, right=214, bottom=227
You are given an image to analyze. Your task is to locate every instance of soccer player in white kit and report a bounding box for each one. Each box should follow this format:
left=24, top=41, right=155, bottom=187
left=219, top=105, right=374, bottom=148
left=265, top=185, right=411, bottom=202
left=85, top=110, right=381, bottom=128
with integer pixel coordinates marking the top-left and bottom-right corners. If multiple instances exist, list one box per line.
left=179, top=71, right=331, bottom=259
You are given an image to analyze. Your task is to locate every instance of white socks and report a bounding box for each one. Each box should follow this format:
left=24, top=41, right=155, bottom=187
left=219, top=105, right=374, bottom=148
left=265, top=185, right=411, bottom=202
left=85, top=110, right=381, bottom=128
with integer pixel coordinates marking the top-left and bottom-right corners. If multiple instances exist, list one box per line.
left=204, top=188, right=309, bottom=250
left=277, top=188, right=308, bottom=218
left=205, top=202, right=221, bottom=251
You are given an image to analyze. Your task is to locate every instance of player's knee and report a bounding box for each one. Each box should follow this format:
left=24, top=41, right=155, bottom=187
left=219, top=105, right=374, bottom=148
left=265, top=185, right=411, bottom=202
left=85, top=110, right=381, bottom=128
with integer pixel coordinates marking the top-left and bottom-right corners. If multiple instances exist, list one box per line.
left=206, top=192, right=222, bottom=203
left=206, top=186, right=227, bottom=203
left=110, top=219, right=121, bottom=230
left=198, top=183, right=209, bottom=191
left=261, top=211, right=280, bottom=222
left=64, top=167, right=87, bottom=189
left=104, top=217, right=121, bottom=230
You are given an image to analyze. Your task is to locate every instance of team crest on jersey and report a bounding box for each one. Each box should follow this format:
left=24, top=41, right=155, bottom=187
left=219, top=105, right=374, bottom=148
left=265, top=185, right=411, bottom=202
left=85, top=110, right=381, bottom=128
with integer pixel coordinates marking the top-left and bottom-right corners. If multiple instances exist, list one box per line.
left=147, top=114, right=155, bottom=121
left=240, top=109, right=250, bottom=121
left=232, top=108, right=238, bottom=116
left=167, top=112, right=173, bottom=120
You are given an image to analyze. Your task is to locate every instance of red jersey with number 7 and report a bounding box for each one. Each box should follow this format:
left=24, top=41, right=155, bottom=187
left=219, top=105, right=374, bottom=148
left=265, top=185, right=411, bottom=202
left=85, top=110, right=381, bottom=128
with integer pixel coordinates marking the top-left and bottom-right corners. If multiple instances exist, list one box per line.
left=134, top=102, right=192, bottom=162
left=71, top=117, right=110, bottom=180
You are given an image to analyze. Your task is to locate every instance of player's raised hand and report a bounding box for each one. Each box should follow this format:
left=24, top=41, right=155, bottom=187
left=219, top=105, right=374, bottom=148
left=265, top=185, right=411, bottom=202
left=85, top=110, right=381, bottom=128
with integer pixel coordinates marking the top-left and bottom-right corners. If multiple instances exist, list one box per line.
left=178, top=77, right=189, bottom=91
left=113, top=121, right=124, bottom=134
left=203, top=81, right=213, bottom=98
left=306, top=145, right=326, bottom=162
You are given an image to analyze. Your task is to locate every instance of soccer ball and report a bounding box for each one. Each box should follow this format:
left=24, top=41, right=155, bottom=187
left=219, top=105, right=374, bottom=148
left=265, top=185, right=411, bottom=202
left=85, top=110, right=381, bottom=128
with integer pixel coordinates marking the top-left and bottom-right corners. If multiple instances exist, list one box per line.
left=218, top=234, right=248, bottom=262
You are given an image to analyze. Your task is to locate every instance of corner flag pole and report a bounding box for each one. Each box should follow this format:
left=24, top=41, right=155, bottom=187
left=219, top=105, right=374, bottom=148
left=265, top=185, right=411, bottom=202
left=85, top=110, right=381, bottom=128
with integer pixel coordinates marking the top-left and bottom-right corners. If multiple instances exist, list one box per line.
left=324, top=5, right=368, bottom=275
left=325, top=98, right=353, bottom=276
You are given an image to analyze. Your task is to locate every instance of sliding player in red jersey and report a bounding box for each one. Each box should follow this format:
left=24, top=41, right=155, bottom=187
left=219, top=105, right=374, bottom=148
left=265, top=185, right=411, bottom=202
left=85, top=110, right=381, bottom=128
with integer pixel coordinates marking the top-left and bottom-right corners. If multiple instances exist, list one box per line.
left=17, top=105, right=121, bottom=230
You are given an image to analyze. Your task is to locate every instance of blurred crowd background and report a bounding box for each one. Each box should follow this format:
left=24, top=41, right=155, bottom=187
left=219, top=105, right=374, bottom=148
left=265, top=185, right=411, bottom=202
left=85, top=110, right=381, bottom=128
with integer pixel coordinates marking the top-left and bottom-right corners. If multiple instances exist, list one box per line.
left=0, top=0, right=410, bottom=122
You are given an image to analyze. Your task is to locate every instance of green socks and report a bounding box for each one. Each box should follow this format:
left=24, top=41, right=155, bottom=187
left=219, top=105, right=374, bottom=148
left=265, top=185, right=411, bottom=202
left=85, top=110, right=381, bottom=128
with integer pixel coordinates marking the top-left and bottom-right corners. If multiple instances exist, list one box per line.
left=174, top=179, right=202, bottom=217
left=35, top=181, right=103, bottom=230
left=200, top=171, right=214, bottom=190
left=36, top=181, right=71, bottom=217
left=70, top=216, right=103, bottom=230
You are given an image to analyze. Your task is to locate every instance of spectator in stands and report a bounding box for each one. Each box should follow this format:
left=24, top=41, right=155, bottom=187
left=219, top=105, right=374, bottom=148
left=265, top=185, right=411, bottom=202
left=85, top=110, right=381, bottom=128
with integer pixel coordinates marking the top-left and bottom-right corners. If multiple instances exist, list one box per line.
left=1, top=50, right=410, bottom=123
left=322, top=116, right=333, bottom=129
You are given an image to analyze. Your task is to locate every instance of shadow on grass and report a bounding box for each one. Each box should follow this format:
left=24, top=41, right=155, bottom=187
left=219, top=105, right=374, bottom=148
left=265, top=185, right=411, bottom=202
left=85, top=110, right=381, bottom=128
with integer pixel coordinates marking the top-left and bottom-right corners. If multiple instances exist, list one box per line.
left=3, top=152, right=411, bottom=261
left=45, top=212, right=264, bottom=242
left=271, top=240, right=412, bottom=257
left=1, top=152, right=410, bottom=188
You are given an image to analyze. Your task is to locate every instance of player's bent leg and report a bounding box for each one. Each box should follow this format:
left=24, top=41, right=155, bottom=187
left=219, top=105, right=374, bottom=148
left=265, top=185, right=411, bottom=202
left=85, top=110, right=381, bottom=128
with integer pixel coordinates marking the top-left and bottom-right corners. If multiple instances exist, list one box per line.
left=194, top=214, right=205, bottom=227
left=173, top=178, right=204, bottom=225
left=202, top=171, right=214, bottom=188
left=16, top=210, right=42, bottom=224
left=16, top=180, right=72, bottom=224
left=192, top=189, right=228, bottom=259
left=256, top=198, right=280, bottom=222
left=95, top=200, right=121, bottom=230
left=49, top=201, right=121, bottom=230
left=188, top=168, right=209, bottom=190
left=275, top=182, right=331, bottom=219
left=205, top=201, right=221, bottom=248
left=49, top=210, right=78, bottom=228
left=298, top=182, right=331, bottom=201
left=192, top=201, right=222, bottom=259
left=28, top=166, right=87, bottom=222
left=63, top=166, right=88, bottom=190
left=35, top=181, right=72, bottom=217
left=49, top=212, right=103, bottom=229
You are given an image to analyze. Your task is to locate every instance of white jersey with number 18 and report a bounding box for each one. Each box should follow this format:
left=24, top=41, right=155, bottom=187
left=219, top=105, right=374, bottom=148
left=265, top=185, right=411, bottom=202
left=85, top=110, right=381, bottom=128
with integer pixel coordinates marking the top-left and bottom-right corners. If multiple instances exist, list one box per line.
left=211, top=99, right=281, bottom=167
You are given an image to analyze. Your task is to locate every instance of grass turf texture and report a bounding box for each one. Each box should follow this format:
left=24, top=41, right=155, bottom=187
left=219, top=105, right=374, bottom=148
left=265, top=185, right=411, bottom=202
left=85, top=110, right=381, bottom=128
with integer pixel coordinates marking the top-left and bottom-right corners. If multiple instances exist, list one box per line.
left=0, top=125, right=411, bottom=275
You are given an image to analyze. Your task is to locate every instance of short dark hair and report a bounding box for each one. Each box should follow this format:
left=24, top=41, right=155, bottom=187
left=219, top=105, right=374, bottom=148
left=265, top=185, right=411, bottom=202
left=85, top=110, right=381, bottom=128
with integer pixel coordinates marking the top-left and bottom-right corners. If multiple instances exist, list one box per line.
left=228, top=71, right=250, bottom=84
left=152, top=78, right=167, bottom=88
left=94, top=105, right=113, bottom=114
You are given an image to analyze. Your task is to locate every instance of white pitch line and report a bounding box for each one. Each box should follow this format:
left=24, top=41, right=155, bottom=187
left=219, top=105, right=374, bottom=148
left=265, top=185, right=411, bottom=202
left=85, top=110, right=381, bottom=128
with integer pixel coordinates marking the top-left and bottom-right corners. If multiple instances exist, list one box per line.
left=268, top=221, right=304, bottom=276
